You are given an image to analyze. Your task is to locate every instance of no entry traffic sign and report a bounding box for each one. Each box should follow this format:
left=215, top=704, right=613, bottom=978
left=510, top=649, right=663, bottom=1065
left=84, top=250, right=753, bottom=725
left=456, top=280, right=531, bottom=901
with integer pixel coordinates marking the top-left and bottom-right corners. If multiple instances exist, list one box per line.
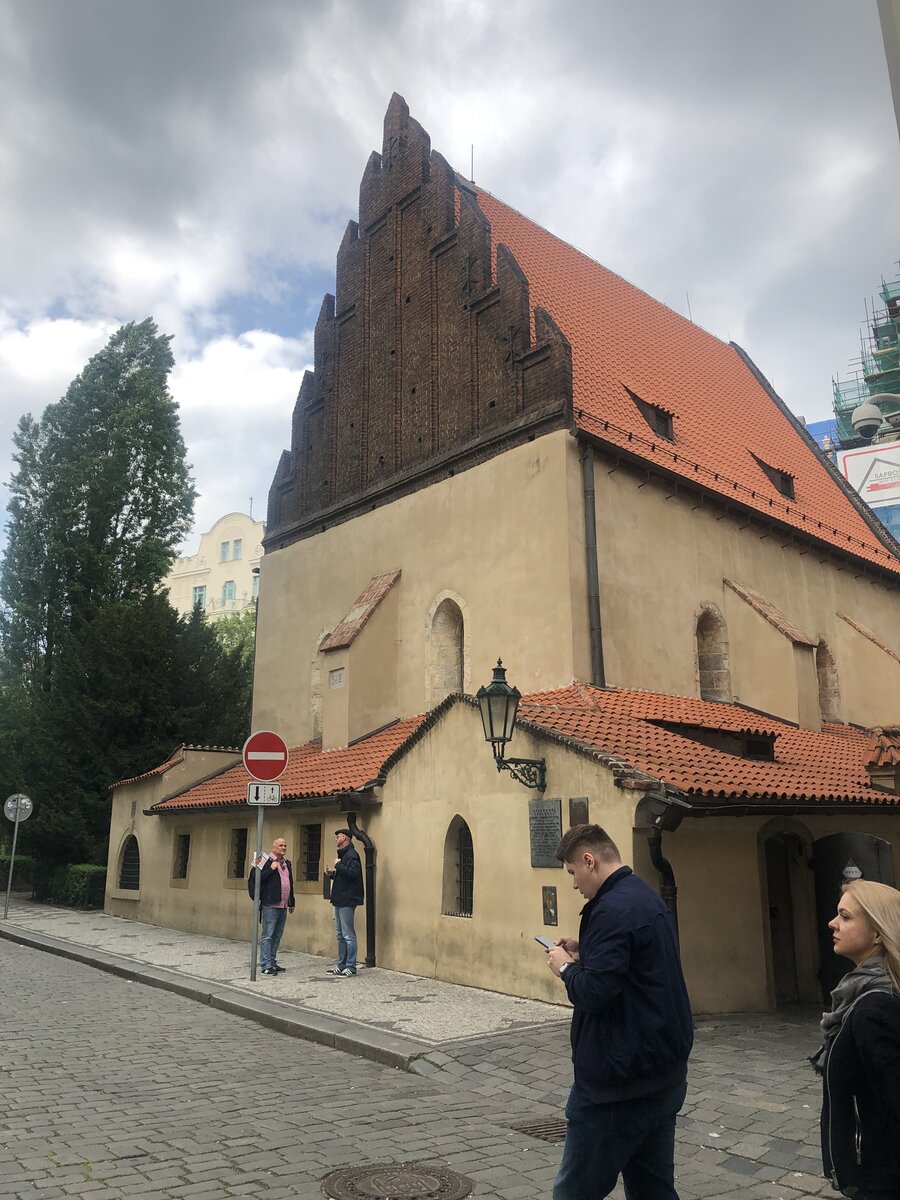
left=242, top=730, right=289, bottom=782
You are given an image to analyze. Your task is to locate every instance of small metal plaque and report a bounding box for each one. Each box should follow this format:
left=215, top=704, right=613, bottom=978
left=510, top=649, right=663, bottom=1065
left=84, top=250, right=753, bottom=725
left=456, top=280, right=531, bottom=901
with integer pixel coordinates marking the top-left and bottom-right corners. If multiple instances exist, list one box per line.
left=321, top=1163, right=473, bottom=1198
left=542, top=886, right=558, bottom=926
left=568, top=796, right=589, bottom=827
left=528, top=797, right=562, bottom=868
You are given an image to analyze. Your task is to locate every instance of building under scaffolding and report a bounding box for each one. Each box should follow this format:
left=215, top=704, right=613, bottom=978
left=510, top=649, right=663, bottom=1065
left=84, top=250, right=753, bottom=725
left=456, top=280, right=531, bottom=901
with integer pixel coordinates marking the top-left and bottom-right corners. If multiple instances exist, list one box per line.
left=832, top=274, right=900, bottom=442
left=831, top=273, right=900, bottom=541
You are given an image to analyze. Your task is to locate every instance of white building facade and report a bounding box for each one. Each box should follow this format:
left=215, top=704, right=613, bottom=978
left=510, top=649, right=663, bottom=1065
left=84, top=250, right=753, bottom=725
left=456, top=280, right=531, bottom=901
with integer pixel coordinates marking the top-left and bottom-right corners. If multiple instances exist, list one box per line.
left=163, top=512, right=265, bottom=620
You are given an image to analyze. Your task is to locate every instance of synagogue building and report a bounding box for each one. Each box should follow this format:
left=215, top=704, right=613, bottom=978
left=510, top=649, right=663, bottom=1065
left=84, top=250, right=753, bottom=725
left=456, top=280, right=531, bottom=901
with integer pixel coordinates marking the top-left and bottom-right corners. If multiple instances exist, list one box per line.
left=107, top=96, right=900, bottom=1013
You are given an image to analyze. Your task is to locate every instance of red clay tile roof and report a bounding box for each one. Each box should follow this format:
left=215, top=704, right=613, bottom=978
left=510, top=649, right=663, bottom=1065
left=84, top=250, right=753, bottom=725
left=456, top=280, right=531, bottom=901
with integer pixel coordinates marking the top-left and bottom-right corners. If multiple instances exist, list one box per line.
left=320, top=570, right=401, bottom=651
left=516, top=683, right=897, bottom=806
left=867, top=727, right=900, bottom=769
left=151, top=716, right=426, bottom=811
left=724, top=580, right=816, bottom=647
left=836, top=612, right=900, bottom=663
left=145, top=691, right=895, bottom=814
left=475, top=189, right=900, bottom=577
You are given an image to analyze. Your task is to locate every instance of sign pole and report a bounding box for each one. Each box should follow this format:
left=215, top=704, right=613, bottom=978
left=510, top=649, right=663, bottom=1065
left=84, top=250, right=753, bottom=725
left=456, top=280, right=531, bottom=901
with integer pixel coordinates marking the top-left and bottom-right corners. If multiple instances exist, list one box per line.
left=249, top=803, right=265, bottom=981
left=3, top=807, right=21, bottom=921
left=242, top=733, right=288, bottom=983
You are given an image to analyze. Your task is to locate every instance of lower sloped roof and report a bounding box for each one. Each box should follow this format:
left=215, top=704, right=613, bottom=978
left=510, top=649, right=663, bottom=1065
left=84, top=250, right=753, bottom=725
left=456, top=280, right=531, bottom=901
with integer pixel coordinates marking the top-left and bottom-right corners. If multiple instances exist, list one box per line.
left=144, top=687, right=897, bottom=815
left=516, top=684, right=896, bottom=807
left=150, top=716, right=427, bottom=811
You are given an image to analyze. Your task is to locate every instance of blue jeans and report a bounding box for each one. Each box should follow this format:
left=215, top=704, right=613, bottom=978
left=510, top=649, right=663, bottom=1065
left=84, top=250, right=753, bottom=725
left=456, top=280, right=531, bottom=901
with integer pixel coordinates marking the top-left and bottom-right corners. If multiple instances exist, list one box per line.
left=333, top=905, right=357, bottom=973
left=260, top=906, right=287, bottom=970
left=553, top=1079, right=687, bottom=1200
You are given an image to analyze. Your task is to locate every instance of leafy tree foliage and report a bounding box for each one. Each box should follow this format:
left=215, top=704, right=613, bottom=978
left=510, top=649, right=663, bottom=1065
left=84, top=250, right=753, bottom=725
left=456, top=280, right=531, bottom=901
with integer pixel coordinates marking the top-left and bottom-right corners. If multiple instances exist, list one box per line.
left=1, top=319, right=195, bottom=691
left=0, top=320, right=252, bottom=864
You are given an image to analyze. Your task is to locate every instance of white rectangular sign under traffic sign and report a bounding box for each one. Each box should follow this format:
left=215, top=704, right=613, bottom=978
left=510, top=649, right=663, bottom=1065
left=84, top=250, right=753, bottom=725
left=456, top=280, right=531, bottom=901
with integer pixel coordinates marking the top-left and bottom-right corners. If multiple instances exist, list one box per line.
left=247, top=783, right=281, bottom=806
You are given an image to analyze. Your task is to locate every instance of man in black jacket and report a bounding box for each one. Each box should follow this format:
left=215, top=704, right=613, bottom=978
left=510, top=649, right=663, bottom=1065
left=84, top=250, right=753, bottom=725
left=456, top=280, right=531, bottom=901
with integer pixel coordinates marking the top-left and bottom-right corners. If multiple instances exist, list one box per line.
left=324, top=829, right=363, bottom=977
left=247, top=837, right=295, bottom=976
left=546, top=824, right=693, bottom=1200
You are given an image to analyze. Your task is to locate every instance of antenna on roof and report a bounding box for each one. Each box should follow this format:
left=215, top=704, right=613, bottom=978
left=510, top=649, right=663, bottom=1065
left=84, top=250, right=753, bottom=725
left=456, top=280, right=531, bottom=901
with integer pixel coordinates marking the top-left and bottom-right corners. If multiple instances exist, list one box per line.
left=685, top=291, right=693, bottom=323
left=249, top=497, right=253, bottom=519
left=471, top=144, right=474, bottom=183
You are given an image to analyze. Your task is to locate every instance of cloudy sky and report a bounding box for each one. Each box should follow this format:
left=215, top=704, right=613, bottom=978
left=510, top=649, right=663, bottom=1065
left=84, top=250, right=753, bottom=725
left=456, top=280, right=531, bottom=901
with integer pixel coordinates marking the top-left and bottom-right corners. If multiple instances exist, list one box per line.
left=1, top=0, right=897, bottom=552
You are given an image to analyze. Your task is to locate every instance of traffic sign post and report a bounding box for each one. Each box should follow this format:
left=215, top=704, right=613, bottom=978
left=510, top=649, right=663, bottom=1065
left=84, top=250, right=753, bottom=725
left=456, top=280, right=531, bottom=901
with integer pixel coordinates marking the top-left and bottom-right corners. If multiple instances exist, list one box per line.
left=243, top=733, right=288, bottom=981
left=3, top=793, right=33, bottom=921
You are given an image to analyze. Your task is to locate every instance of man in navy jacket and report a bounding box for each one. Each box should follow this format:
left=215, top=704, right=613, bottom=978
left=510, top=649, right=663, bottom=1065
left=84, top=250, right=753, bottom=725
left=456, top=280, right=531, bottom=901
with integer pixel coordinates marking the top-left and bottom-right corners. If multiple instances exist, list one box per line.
left=546, top=824, right=693, bottom=1200
left=324, top=829, right=364, bottom=976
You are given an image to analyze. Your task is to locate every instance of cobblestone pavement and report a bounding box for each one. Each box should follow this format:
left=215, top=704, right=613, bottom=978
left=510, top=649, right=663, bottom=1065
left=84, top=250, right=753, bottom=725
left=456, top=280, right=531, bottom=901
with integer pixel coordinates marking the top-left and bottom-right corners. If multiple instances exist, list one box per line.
left=0, top=938, right=832, bottom=1200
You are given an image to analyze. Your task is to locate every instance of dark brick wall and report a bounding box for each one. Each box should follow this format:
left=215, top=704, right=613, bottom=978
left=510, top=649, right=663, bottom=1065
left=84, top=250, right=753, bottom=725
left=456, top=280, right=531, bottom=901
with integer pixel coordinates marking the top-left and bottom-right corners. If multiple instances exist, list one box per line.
left=266, top=94, right=572, bottom=549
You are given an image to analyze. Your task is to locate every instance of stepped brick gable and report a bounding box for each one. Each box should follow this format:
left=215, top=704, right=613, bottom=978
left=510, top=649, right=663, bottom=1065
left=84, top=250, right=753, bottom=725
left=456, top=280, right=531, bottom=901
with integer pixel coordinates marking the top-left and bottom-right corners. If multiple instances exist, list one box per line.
left=266, top=94, right=572, bottom=546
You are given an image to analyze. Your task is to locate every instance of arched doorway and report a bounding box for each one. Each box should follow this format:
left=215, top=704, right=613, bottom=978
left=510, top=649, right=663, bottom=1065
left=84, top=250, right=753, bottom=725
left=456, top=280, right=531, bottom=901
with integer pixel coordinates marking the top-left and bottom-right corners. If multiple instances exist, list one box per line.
left=760, top=820, right=818, bottom=1007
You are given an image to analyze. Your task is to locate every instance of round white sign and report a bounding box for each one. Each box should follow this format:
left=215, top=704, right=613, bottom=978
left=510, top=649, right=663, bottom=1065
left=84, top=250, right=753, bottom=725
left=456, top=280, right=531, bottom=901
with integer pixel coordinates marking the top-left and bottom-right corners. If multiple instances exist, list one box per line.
left=4, top=794, right=33, bottom=822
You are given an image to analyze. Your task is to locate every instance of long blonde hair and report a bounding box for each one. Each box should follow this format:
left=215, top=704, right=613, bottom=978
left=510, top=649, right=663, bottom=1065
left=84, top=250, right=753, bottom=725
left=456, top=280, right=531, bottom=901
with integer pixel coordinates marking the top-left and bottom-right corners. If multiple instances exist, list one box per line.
left=843, top=879, right=900, bottom=993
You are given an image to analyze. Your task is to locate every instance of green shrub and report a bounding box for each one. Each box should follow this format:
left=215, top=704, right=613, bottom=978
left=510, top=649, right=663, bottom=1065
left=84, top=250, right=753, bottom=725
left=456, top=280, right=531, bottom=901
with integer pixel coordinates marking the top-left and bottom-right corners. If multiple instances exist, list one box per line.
left=32, top=863, right=107, bottom=909
left=0, top=854, right=36, bottom=891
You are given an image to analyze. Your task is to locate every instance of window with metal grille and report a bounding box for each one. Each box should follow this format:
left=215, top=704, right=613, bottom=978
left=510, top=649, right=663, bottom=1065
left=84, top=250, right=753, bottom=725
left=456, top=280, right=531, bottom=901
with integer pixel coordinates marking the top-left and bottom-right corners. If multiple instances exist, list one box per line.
left=173, top=833, right=191, bottom=880
left=300, top=824, right=322, bottom=882
left=228, top=828, right=248, bottom=878
left=442, top=817, right=474, bottom=917
left=118, top=836, right=140, bottom=890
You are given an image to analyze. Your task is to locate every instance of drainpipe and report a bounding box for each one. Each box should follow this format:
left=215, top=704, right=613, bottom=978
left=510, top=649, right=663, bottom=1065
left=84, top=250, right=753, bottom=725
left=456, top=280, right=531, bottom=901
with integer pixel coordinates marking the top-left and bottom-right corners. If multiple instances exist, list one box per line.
left=343, top=811, right=376, bottom=968
left=579, top=441, right=605, bottom=687
left=648, top=829, right=679, bottom=941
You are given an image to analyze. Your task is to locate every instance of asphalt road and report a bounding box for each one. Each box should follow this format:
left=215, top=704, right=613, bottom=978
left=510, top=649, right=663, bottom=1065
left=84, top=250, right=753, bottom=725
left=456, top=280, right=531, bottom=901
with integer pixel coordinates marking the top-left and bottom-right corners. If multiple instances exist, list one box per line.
left=0, top=938, right=830, bottom=1200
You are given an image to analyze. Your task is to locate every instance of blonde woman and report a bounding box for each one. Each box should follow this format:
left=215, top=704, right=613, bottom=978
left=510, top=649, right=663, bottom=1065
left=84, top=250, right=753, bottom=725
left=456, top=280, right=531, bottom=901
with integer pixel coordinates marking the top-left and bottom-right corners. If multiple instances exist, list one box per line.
left=814, top=880, right=900, bottom=1199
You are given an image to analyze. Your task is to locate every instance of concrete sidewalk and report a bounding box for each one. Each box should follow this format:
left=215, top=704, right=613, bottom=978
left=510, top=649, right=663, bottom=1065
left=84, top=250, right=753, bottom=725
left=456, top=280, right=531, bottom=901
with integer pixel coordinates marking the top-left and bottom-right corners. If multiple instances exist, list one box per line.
left=0, top=897, right=567, bottom=1068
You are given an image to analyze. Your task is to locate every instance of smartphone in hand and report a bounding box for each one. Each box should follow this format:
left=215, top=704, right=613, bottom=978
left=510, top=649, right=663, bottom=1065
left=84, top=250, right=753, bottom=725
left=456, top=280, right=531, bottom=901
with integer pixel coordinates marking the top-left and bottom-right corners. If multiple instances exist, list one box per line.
left=534, top=935, right=555, bottom=950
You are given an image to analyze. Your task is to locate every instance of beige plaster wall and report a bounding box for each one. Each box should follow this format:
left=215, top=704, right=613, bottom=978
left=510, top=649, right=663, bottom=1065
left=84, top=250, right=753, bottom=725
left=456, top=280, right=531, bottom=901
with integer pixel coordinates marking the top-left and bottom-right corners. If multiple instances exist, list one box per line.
left=107, top=784, right=352, bottom=956
left=367, top=701, right=633, bottom=1004
left=594, top=461, right=900, bottom=726
left=834, top=619, right=900, bottom=728
left=254, top=431, right=587, bottom=746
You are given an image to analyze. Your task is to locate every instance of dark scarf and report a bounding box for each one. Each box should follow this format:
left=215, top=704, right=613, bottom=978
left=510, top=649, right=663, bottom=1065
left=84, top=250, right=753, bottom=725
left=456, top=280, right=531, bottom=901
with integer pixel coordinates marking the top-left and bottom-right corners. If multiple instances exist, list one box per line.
left=810, top=956, right=892, bottom=1074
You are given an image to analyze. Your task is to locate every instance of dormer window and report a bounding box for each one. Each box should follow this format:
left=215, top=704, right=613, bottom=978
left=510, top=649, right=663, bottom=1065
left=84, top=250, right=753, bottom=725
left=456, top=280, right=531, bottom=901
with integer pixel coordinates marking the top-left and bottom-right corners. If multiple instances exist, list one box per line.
left=752, top=453, right=795, bottom=501
left=649, top=720, right=777, bottom=761
left=625, top=387, right=674, bottom=441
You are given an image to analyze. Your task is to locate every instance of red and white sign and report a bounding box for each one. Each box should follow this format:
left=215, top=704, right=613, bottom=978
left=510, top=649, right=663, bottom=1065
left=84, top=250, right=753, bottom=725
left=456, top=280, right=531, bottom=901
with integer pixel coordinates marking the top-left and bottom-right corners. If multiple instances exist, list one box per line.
left=837, top=442, right=900, bottom=510
left=242, top=731, right=289, bottom=782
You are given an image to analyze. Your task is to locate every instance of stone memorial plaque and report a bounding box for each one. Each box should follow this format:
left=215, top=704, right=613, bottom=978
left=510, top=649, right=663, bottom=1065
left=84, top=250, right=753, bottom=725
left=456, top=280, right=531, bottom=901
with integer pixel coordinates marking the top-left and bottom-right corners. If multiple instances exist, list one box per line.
left=568, top=796, right=589, bottom=827
left=542, top=886, right=558, bottom=926
left=528, top=797, right=562, bottom=868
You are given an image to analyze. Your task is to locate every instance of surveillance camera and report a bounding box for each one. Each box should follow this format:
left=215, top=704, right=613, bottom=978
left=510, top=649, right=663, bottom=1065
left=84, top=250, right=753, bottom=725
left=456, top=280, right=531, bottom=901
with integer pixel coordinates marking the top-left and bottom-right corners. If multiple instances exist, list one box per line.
left=851, top=400, right=883, bottom=441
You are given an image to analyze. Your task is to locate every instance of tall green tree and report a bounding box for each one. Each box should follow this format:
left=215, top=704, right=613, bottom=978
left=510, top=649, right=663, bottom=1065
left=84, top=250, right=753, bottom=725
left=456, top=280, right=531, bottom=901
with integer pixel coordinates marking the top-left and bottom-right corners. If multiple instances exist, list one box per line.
left=0, top=319, right=195, bottom=692
left=0, top=319, right=251, bottom=864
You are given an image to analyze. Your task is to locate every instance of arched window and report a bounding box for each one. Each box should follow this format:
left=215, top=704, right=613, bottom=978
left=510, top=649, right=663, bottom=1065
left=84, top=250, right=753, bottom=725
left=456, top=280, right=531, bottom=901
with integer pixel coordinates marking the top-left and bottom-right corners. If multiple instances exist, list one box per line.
left=442, top=816, right=474, bottom=918
left=426, top=596, right=465, bottom=706
left=118, top=835, right=141, bottom=891
left=816, top=641, right=842, bottom=724
left=696, top=605, right=732, bottom=702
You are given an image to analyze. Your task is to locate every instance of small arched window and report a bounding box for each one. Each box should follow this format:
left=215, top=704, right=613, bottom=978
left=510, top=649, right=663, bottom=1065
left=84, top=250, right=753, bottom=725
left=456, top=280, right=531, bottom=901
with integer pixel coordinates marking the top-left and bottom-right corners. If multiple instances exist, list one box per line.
left=118, top=835, right=141, bottom=891
left=426, top=598, right=465, bottom=706
left=442, top=816, right=474, bottom=918
left=696, top=606, right=732, bottom=702
left=816, top=641, right=842, bottom=724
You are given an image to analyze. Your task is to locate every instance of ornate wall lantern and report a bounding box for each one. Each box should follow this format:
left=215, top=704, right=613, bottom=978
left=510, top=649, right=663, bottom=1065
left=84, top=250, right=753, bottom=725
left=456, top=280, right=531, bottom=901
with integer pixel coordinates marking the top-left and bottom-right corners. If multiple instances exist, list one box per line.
left=476, top=660, right=546, bottom=791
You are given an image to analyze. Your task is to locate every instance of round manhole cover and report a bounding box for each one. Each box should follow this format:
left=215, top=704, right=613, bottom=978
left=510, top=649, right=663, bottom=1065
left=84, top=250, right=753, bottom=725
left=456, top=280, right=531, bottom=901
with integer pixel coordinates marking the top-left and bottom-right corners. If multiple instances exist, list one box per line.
left=321, top=1162, right=474, bottom=1199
